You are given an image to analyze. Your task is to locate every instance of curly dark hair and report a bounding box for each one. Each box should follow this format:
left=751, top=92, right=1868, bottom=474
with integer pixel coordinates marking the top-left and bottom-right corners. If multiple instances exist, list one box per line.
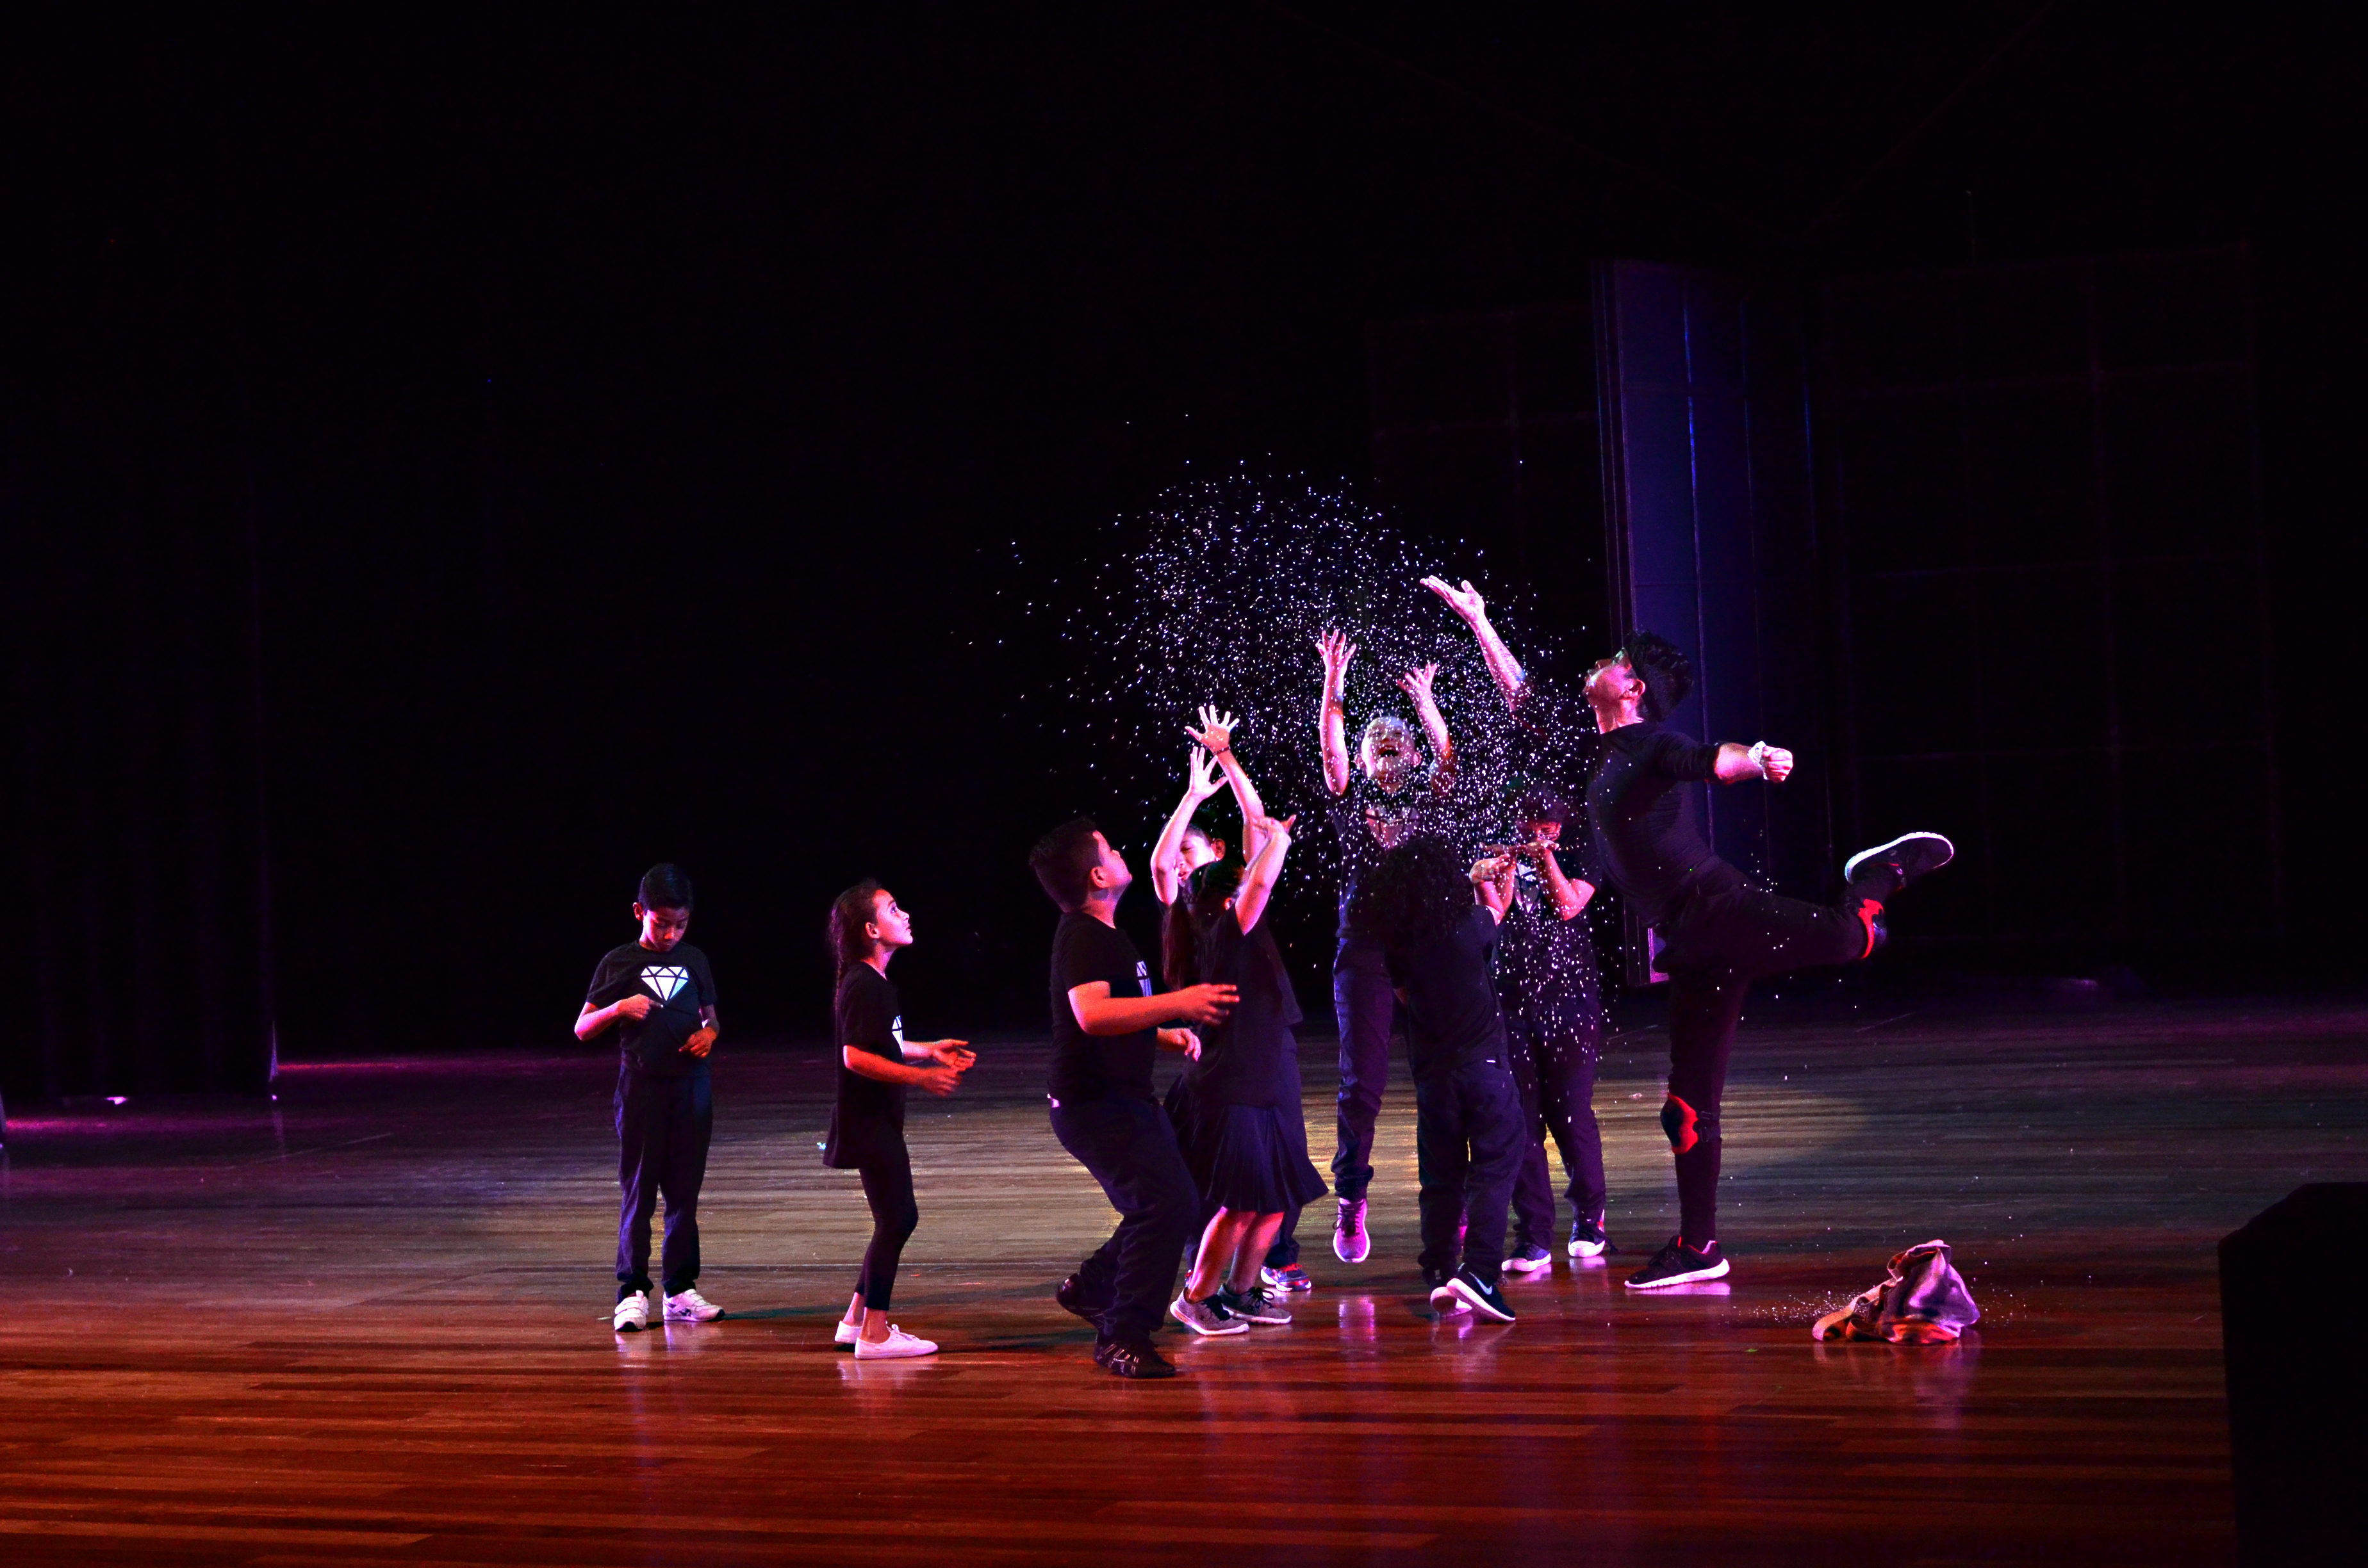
left=1622, top=630, right=1693, bottom=722
left=1346, top=835, right=1470, bottom=952
left=1161, top=860, right=1242, bottom=990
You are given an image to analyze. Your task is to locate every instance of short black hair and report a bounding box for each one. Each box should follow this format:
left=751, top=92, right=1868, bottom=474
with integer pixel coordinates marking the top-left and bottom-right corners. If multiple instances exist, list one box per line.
left=1623, top=630, right=1694, bottom=723
left=638, top=863, right=694, bottom=911
left=1030, top=817, right=1103, bottom=911
left=1510, top=783, right=1573, bottom=828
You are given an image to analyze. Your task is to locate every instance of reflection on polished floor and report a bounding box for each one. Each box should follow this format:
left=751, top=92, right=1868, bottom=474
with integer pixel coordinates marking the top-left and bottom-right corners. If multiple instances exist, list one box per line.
left=4, top=997, right=2360, bottom=1564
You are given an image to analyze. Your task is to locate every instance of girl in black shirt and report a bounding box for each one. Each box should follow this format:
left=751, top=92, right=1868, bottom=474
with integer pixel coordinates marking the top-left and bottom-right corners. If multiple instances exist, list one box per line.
left=1161, top=811, right=1328, bottom=1334
left=825, top=881, right=976, bottom=1359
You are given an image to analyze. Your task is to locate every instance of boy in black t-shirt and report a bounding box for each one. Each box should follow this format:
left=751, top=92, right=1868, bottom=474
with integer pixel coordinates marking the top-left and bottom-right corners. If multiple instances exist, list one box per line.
left=1489, top=790, right=1611, bottom=1271
left=1350, top=835, right=1526, bottom=1325
left=1030, top=817, right=1238, bottom=1380
left=576, top=863, right=722, bottom=1334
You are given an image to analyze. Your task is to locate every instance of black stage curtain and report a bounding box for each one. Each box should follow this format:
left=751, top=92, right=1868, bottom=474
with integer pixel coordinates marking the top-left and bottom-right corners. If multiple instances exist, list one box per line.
left=1, top=331, right=275, bottom=1102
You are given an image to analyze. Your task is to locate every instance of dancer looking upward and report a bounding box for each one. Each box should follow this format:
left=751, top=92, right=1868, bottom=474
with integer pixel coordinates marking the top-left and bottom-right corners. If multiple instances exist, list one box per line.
left=1350, top=837, right=1526, bottom=1325
left=1031, top=818, right=1237, bottom=1380
left=1315, top=630, right=1458, bottom=1266
left=1162, top=808, right=1328, bottom=1335
left=1151, top=738, right=1231, bottom=908
left=1490, top=789, right=1610, bottom=1274
left=1425, top=575, right=1953, bottom=1288
left=823, top=881, right=976, bottom=1360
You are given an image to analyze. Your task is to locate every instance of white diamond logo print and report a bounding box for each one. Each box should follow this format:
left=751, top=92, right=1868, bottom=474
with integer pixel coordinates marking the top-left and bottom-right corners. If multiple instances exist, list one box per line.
left=642, top=966, right=689, bottom=1003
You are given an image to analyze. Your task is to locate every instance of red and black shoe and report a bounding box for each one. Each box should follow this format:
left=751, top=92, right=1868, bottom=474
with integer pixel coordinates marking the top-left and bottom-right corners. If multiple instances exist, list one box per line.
left=1625, top=1234, right=1731, bottom=1290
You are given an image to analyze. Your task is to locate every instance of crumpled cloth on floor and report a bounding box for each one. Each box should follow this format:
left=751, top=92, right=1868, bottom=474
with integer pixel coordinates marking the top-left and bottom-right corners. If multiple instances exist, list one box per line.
left=1813, top=1238, right=1980, bottom=1343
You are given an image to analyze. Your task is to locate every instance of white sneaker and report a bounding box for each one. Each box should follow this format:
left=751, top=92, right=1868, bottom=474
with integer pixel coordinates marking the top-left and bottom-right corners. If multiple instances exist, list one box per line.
left=1427, top=1282, right=1471, bottom=1317
left=664, top=1287, right=723, bottom=1322
left=853, top=1325, right=939, bottom=1360
left=612, top=1290, right=650, bottom=1333
left=834, top=1319, right=861, bottom=1348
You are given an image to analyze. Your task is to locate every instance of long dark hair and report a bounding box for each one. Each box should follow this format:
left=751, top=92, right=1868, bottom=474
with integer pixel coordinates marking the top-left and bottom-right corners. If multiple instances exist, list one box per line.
left=826, top=879, right=886, bottom=977
left=1347, top=835, right=1468, bottom=951
left=1161, top=861, right=1241, bottom=990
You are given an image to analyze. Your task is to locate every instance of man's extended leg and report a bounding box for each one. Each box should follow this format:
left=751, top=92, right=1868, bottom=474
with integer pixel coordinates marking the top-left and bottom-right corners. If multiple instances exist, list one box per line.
left=1331, top=938, right=1394, bottom=1261
left=1411, top=1073, right=1470, bottom=1286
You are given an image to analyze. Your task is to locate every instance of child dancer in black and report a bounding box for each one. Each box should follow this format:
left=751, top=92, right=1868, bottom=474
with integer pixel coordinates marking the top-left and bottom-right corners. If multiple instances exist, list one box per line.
left=1426, top=575, right=1953, bottom=1288
left=1163, top=809, right=1328, bottom=1336
left=1491, top=791, right=1611, bottom=1273
left=1350, top=836, right=1526, bottom=1325
left=1155, top=711, right=1315, bottom=1294
left=824, top=881, right=976, bottom=1360
left=1032, top=818, right=1237, bottom=1380
left=576, top=863, right=723, bottom=1334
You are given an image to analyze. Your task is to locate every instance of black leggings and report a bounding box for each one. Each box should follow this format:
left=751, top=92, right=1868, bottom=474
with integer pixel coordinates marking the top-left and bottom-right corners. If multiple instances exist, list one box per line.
left=853, top=1134, right=919, bottom=1313
left=1659, top=872, right=1887, bottom=1247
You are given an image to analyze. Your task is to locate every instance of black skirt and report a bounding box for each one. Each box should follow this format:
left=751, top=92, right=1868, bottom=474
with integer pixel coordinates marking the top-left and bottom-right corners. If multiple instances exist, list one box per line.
left=1187, top=1100, right=1329, bottom=1214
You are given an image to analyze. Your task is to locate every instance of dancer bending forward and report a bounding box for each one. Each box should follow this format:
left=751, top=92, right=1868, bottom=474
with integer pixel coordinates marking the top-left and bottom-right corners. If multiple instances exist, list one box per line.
left=1351, top=837, right=1527, bottom=1325
left=823, top=881, right=976, bottom=1359
left=1032, top=818, right=1237, bottom=1380
left=1427, top=575, right=1953, bottom=1289
left=1163, top=806, right=1328, bottom=1336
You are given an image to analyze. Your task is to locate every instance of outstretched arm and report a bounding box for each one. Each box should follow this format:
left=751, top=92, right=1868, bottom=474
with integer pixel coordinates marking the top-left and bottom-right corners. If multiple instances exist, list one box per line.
left=1423, top=576, right=1526, bottom=712
left=1398, top=662, right=1456, bottom=791
left=1185, top=705, right=1270, bottom=861
left=1231, top=812, right=1296, bottom=935
left=1068, top=979, right=1238, bottom=1035
left=1151, top=747, right=1225, bottom=904
left=1315, top=630, right=1355, bottom=797
left=1713, top=741, right=1794, bottom=785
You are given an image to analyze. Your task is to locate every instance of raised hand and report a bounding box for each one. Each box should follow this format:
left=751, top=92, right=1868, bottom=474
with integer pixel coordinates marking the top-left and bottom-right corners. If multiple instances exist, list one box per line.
left=1182, top=745, right=1224, bottom=801
left=1750, top=742, right=1796, bottom=783
left=1396, top=662, right=1440, bottom=706
left=1247, top=810, right=1297, bottom=847
left=1315, top=629, right=1357, bottom=694
left=1421, top=576, right=1487, bottom=623
left=1184, top=705, right=1240, bottom=755
left=1171, top=982, right=1239, bottom=1026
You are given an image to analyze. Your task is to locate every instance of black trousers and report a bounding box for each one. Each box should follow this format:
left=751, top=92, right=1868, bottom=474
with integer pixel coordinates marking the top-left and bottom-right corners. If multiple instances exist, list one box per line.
left=1506, top=1013, right=1606, bottom=1249
left=852, top=1132, right=919, bottom=1313
left=1659, top=871, right=1887, bottom=1247
left=1050, top=1093, right=1200, bottom=1343
left=1413, top=1056, right=1526, bottom=1288
left=614, top=1066, right=713, bottom=1298
left=1330, top=937, right=1398, bottom=1203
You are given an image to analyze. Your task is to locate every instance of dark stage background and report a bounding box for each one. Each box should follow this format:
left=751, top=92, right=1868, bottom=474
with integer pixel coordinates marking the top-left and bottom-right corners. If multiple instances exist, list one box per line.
left=4, top=6, right=2360, bottom=1097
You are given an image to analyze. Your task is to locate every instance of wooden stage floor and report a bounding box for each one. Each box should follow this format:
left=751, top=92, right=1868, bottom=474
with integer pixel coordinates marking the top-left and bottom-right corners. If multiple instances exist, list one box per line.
left=3, top=995, right=2362, bottom=1565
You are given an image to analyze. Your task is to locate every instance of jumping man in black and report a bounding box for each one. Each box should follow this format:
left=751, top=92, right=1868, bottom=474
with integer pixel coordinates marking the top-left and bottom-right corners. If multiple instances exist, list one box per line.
left=823, top=881, right=976, bottom=1359
left=1426, top=575, right=1953, bottom=1289
left=1315, top=629, right=1458, bottom=1267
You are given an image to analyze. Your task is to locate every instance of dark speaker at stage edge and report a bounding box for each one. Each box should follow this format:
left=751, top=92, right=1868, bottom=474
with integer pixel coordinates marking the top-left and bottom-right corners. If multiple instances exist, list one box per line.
left=2218, top=1183, right=2368, bottom=1564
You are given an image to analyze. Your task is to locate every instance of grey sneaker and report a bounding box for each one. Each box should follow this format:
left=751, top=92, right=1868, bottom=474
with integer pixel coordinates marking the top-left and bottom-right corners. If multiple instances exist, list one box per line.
left=1216, top=1284, right=1292, bottom=1326
left=1170, top=1291, right=1248, bottom=1336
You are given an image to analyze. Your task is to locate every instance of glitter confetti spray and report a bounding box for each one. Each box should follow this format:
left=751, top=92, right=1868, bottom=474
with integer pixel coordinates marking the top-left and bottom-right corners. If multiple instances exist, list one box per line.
left=1023, top=475, right=1595, bottom=922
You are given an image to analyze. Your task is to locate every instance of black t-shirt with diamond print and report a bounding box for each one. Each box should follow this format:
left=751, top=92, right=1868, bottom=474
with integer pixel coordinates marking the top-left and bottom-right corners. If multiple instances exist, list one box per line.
left=586, top=942, right=718, bottom=1078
